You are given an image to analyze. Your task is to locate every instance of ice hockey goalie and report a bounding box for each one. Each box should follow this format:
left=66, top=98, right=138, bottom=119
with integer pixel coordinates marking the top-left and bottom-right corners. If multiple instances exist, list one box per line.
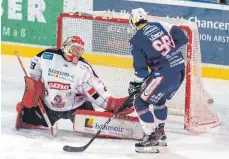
left=15, top=35, right=144, bottom=140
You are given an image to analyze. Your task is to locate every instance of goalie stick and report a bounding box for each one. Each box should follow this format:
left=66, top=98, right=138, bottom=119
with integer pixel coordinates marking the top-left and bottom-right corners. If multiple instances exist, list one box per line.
left=63, top=96, right=133, bottom=152
left=15, top=51, right=57, bottom=136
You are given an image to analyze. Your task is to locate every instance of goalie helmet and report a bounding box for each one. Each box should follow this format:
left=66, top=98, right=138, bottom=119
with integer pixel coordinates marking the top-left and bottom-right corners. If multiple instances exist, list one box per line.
left=129, top=8, right=148, bottom=30
left=62, top=36, right=85, bottom=64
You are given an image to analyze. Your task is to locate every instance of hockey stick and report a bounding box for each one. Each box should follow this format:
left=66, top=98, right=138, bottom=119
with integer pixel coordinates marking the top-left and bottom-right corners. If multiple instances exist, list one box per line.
left=63, top=96, right=133, bottom=152
left=14, top=51, right=57, bottom=136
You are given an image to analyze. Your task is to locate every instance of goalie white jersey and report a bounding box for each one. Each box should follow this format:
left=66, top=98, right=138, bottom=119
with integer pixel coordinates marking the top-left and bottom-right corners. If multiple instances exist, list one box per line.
left=29, top=48, right=110, bottom=112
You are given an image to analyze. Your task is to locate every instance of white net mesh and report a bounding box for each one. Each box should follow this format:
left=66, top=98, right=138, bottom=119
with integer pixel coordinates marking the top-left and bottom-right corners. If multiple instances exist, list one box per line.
left=57, top=11, right=219, bottom=129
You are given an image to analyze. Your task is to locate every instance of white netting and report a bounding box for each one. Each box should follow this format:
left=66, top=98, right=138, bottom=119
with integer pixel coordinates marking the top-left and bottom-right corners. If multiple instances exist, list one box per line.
left=57, top=11, right=219, bottom=129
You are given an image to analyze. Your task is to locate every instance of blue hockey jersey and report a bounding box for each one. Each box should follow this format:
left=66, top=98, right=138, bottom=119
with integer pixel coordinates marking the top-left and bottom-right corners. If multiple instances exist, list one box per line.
left=129, top=22, right=188, bottom=82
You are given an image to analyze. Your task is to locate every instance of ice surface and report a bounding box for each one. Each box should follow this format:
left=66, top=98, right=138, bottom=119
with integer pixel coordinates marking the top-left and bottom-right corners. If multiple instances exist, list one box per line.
left=1, top=55, right=229, bottom=159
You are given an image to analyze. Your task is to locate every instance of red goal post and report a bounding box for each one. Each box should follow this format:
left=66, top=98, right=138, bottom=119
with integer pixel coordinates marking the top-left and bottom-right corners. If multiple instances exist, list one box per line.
left=56, top=11, right=219, bottom=130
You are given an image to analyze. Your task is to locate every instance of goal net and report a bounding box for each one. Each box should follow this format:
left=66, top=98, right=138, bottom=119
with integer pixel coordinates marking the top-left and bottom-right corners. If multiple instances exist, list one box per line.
left=56, top=11, right=219, bottom=130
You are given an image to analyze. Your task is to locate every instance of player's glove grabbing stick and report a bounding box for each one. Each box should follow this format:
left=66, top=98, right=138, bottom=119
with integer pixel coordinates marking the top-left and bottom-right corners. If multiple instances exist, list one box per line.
left=63, top=95, right=134, bottom=152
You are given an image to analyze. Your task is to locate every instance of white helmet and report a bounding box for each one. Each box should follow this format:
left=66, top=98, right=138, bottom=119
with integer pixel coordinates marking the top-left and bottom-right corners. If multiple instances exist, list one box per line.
left=129, top=8, right=148, bottom=30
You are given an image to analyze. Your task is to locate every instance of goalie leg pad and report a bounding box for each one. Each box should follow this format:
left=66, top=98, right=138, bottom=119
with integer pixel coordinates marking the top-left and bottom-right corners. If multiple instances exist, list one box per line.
left=21, top=76, right=45, bottom=108
left=15, top=102, right=49, bottom=130
left=21, top=107, right=48, bottom=127
left=16, top=102, right=74, bottom=129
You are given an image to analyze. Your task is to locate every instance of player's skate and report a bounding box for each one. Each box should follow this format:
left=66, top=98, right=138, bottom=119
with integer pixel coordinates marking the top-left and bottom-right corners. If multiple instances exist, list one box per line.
left=155, top=123, right=168, bottom=153
left=135, top=132, right=160, bottom=153
left=156, top=123, right=167, bottom=147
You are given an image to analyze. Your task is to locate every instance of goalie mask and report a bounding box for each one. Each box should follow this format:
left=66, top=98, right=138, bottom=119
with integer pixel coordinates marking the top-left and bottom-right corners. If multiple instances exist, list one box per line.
left=62, top=36, right=85, bottom=64
left=129, top=8, right=148, bottom=30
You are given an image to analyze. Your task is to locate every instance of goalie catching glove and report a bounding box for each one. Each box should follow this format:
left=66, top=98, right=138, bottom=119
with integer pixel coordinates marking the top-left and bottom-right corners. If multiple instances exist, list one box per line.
left=106, top=96, right=135, bottom=115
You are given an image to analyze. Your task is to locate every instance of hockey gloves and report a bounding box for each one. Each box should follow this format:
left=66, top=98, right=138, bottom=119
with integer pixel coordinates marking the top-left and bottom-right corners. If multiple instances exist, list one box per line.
left=128, top=81, right=142, bottom=97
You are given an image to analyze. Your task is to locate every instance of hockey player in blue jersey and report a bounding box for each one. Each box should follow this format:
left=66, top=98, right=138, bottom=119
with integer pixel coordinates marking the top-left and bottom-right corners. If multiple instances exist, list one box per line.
left=128, top=8, right=188, bottom=153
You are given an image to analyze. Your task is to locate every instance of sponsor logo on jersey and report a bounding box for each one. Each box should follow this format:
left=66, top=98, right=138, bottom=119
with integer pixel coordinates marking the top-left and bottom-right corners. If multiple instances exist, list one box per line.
left=48, top=68, right=75, bottom=81
left=43, top=52, right=54, bottom=60
left=48, top=81, right=71, bottom=90
left=84, top=117, right=124, bottom=133
left=51, top=95, right=65, bottom=108
left=48, top=68, right=69, bottom=77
